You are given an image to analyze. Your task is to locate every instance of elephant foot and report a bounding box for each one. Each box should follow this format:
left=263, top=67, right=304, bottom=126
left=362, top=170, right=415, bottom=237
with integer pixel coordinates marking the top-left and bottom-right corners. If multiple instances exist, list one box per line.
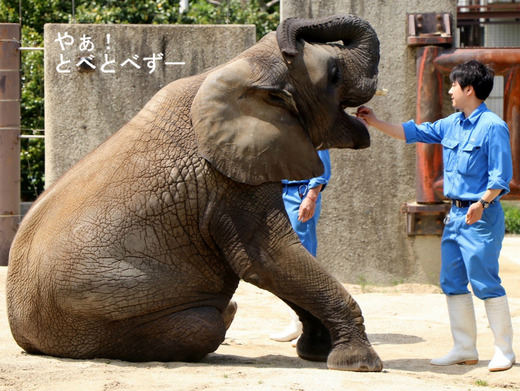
left=295, top=330, right=331, bottom=362
left=222, top=300, right=238, bottom=330
left=327, top=344, right=383, bottom=372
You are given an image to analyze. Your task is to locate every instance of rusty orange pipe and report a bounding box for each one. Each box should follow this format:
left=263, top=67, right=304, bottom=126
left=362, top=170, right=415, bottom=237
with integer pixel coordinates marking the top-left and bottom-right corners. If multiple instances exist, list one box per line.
left=415, top=46, right=445, bottom=203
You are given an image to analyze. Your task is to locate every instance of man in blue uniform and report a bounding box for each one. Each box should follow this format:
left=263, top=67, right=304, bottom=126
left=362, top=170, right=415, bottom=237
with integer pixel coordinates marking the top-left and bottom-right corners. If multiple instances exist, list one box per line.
left=356, top=60, right=515, bottom=372
left=270, top=149, right=331, bottom=342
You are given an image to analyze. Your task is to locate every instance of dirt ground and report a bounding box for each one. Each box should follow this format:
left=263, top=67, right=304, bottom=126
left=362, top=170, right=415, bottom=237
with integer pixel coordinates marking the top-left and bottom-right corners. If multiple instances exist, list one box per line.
left=1, top=237, right=519, bottom=391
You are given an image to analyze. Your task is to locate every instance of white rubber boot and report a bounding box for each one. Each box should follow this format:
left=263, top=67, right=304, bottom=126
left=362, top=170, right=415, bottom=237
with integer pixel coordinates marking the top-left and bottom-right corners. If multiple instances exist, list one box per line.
left=270, top=308, right=302, bottom=342
left=430, top=293, right=479, bottom=366
left=485, top=295, right=516, bottom=372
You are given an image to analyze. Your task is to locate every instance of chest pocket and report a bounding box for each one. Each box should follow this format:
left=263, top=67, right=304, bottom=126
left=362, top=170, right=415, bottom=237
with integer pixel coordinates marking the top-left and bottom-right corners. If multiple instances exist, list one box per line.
left=457, top=141, right=486, bottom=177
left=441, top=138, right=459, bottom=172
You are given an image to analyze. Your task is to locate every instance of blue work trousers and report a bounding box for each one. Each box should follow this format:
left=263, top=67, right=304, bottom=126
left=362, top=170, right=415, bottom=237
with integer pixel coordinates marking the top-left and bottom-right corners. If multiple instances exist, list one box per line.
left=440, top=202, right=506, bottom=300
left=282, top=183, right=322, bottom=257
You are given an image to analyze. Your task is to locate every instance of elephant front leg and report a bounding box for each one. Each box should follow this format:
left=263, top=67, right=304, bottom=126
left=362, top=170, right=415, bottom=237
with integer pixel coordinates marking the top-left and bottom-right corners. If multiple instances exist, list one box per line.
left=286, top=287, right=382, bottom=372
left=326, top=338, right=382, bottom=372
left=211, top=189, right=382, bottom=371
left=321, top=305, right=382, bottom=372
left=238, top=242, right=382, bottom=372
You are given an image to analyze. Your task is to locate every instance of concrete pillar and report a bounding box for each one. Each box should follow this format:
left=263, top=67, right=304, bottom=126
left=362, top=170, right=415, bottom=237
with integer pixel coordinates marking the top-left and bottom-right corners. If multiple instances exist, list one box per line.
left=0, top=24, right=21, bottom=266
left=44, top=24, right=256, bottom=185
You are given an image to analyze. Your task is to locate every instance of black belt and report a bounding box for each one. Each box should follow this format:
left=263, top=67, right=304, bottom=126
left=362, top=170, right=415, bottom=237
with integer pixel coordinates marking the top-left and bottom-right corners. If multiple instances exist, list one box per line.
left=451, top=199, right=476, bottom=208
left=283, top=181, right=309, bottom=187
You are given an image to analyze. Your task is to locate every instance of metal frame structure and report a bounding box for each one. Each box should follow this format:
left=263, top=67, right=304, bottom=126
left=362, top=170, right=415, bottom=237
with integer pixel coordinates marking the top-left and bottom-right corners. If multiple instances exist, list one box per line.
left=457, top=1, right=520, bottom=26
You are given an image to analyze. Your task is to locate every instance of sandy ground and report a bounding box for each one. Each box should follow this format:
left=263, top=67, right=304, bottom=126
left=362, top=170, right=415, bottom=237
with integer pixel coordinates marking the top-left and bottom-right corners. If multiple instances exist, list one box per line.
left=1, top=237, right=519, bottom=391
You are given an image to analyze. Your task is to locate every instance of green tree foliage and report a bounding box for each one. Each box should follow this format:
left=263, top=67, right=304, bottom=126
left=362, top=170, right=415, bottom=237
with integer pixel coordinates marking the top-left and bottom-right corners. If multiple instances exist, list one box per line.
left=19, top=27, right=45, bottom=201
left=504, top=203, right=520, bottom=234
left=0, top=0, right=279, bottom=200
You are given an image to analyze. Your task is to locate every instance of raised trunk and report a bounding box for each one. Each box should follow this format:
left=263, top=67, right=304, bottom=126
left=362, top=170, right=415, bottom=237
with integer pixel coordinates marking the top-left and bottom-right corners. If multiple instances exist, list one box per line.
left=276, top=14, right=380, bottom=107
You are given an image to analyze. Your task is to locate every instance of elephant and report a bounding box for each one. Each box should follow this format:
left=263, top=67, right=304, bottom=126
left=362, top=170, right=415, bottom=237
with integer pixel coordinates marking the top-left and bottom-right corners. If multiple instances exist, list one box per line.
left=7, top=14, right=382, bottom=372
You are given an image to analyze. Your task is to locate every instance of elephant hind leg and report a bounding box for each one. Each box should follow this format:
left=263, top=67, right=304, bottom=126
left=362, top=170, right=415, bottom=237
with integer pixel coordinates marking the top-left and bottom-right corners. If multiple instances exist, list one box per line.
left=105, top=306, right=227, bottom=362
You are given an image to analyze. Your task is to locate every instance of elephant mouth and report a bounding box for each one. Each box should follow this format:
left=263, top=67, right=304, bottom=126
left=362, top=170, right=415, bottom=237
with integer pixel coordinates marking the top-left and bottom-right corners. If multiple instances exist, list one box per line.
left=313, top=107, right=369, bottom=151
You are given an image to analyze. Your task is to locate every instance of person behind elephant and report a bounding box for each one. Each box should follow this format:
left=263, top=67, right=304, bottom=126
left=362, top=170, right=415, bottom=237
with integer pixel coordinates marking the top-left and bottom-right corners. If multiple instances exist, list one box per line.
left=270, top=149, right=331, bottom=343
left=356, top=60, right=515, bottom=372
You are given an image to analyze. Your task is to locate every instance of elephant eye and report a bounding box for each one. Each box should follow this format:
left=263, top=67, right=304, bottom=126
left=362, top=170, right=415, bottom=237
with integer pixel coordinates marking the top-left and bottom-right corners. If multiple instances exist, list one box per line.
left=330, top=64, right=340, bottom=85
left=268, top=92, right=286, bottom=105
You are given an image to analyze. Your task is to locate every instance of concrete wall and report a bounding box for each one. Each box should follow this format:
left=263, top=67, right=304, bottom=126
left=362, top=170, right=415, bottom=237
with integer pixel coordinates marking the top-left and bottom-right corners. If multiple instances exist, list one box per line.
left=282, top=0, right=457, bottom=285
left=44, top=24, right=256, bottom=184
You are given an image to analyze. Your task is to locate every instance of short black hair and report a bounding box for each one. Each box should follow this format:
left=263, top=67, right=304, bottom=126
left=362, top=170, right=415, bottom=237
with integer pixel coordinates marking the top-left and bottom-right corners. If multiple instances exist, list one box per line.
left=449, top=60, right=495, bottom=100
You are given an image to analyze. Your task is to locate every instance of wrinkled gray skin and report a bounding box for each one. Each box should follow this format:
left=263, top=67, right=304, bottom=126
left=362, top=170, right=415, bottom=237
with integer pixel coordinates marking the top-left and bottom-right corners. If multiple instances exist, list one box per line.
left=7, top=15, right=382, bottom=372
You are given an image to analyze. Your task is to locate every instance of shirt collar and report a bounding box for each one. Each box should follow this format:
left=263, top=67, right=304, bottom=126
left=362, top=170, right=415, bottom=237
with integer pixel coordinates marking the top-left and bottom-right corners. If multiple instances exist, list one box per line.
left=458, top=102, right=487, bottom=125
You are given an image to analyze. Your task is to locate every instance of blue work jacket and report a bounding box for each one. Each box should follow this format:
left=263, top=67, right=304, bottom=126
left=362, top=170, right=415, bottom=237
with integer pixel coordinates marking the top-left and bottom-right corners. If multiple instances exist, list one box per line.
left=403, top=103, right=513, bottom=201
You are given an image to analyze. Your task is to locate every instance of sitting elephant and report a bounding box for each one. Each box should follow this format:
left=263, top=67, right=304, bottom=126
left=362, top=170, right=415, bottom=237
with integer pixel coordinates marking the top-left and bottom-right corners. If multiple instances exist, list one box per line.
left=7, top=15, right=382, bottom=372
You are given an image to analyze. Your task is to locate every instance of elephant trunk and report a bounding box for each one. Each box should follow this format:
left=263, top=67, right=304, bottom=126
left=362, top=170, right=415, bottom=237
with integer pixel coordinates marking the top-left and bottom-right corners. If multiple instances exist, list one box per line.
left=276, top=14, right=380, bottom=107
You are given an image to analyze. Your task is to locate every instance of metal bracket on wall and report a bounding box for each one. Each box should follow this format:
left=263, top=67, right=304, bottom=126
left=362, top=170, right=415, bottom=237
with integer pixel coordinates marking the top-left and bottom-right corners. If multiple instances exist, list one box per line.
left=407, top=13, right=453, bottom=47
left=401, top=202, right=451, bottom=236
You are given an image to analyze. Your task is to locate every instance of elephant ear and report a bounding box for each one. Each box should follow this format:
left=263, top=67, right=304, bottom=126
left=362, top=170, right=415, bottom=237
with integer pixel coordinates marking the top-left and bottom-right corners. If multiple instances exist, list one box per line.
left=191, top=59, right=324, bottom=185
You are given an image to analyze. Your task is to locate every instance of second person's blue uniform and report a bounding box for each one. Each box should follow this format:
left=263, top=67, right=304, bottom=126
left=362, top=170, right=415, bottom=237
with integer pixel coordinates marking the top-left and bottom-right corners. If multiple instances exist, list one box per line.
left=282, top=150, right=331, bottom=256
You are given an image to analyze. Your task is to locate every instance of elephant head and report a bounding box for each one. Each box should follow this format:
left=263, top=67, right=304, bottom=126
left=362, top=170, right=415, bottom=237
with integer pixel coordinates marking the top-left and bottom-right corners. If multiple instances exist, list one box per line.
left=192, top=14, right=379, bottom=185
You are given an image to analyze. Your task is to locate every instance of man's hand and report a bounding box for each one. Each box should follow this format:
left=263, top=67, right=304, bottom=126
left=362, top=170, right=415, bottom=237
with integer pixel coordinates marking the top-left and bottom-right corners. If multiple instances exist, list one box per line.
left=466, top=202, right=483, bottom=225
left=355, top=106, right=406, bottom=140
left=298, top=197, right=316, bottom=222
left=356, top=105, right=377, bottom=127
left=298, top=185, right=322, bottom=222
